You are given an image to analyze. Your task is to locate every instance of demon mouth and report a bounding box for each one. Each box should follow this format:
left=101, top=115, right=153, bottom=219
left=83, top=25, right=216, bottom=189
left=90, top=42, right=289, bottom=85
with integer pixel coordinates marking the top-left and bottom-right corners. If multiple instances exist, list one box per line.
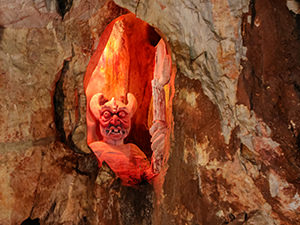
left=105, top=126, right=126, bottom=135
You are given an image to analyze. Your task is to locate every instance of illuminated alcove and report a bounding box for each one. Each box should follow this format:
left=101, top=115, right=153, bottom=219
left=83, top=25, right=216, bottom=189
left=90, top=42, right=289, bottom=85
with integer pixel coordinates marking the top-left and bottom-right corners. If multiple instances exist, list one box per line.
left=84, top=13, right=173, bottom=184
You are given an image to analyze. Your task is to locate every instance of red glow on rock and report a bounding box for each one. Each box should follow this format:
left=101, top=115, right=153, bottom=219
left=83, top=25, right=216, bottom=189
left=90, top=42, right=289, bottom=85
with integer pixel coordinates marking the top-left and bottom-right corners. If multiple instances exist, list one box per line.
left=84, top=13, right=171, bottom=186
left=85, top=14, right=158, bottom=145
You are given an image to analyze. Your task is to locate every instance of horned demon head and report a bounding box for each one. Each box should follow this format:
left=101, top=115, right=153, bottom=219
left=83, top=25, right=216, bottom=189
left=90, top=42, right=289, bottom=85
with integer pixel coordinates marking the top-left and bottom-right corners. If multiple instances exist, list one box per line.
left=90, top=93, right=137, bottom=145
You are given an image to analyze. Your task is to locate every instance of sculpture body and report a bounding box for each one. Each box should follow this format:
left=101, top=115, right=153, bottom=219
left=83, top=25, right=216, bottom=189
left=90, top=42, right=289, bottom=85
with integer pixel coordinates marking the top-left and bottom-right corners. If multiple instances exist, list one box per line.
left=89, top=93, right=157, bottom=186
left=88, top=39, right=171, bottom=186
left=90, top=142, right=154, bottom=186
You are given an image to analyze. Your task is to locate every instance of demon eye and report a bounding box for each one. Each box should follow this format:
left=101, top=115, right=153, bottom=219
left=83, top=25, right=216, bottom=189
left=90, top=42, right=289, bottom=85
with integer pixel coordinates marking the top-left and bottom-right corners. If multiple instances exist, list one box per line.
left=102, top=110, right=112, bottom=119
left=118, top=110, right=127, bottom=118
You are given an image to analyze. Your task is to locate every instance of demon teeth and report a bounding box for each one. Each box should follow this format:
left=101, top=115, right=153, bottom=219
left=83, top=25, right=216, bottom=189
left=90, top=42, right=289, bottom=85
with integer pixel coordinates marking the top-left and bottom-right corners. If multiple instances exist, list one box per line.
left=108, top=128, right=121, bottom=134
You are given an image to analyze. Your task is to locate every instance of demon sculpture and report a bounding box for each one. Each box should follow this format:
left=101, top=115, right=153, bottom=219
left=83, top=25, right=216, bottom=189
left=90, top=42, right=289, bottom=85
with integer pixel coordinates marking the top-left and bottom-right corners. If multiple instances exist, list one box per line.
left=89, top=40, right=170, bottom=186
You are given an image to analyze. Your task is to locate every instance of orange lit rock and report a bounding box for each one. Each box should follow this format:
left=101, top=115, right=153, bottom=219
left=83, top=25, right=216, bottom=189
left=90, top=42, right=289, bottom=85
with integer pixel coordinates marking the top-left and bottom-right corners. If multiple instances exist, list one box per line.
left=84, top=14, right=158, bottom=153
left=151, top=40, right=171, bottom=173
left=115, top=0, right=300, bottom=224
left=1, top=0, right=300, bottom=224
left=86, top=26, right=171, bottom=184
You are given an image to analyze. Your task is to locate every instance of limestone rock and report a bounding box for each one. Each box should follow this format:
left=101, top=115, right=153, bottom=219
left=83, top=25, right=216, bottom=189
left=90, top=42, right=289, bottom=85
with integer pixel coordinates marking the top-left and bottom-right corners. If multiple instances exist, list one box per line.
left=113, top=0, right=300, bottom=224
left=0, top=1, right=129, bottom=224
left=0, top=141, right=99, bottom=225
left=114, top=0, right=249, bottom=143
left=0, top=0, right=299, bottom=224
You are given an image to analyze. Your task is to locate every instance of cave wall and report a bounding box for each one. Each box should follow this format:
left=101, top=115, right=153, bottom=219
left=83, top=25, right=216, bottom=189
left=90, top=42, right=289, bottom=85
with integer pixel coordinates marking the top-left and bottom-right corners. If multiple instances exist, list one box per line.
left=0, top=1, right=129, bottom=224
left=0, top=0, right=300, bottom=225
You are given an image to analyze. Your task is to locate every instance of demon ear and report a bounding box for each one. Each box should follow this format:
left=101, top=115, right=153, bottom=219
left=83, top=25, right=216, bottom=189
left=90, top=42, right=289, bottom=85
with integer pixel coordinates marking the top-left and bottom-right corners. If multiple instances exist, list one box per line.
left=90, top=93, right=107, bottom=119
left=126, top=93, right=137, bottom=116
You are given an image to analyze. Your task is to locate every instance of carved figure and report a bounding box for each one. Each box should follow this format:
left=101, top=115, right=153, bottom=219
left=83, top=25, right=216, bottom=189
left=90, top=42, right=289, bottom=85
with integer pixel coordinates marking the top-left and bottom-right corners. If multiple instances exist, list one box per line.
left=88, top=39, right=170, bottom=186
left=89, top=93, right=157, bottom=186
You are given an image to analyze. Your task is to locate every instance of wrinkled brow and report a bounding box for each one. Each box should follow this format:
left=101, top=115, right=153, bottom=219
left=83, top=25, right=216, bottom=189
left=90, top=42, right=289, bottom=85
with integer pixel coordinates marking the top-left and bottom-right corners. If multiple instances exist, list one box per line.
left=117, top=107, right=129, bottom=114
left=100, top=105, right=129, bottom=114
left=100, top=105, right=113, bottom=112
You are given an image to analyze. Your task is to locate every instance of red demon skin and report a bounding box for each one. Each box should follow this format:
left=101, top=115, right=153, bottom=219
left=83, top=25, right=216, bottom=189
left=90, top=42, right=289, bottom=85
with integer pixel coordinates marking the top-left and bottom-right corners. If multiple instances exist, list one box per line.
left=88, top=40, right=170, bottom=186
left=89, top=93, right=157, bottom=186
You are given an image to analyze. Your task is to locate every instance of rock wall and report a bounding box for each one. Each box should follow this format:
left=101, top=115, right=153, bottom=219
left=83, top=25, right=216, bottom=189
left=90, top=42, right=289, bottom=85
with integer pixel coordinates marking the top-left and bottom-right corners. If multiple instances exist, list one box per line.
left=0, top=0, right=300, bottom=224
left=0, top=1, right=130, bottom=224
left=113, top=0, right=300, bottom=224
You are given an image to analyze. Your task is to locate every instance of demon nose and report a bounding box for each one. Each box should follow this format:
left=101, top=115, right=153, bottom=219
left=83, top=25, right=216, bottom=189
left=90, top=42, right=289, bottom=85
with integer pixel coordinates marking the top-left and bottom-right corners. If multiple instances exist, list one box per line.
left=111, top=114, right=120, bottom=126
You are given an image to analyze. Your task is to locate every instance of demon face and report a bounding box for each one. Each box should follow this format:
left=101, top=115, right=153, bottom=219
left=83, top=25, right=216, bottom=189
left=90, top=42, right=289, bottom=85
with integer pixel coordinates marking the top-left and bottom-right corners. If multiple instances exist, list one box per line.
left=90, top=93, right=137, bottom=145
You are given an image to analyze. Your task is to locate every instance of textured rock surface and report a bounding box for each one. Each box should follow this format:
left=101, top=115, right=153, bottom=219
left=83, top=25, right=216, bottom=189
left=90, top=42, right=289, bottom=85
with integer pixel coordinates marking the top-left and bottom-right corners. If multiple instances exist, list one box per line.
left=114, top=0, right=300, bottom=224
left=0, top=1, right=130, bottom=224
left=0, top=0, right=300, bottom=224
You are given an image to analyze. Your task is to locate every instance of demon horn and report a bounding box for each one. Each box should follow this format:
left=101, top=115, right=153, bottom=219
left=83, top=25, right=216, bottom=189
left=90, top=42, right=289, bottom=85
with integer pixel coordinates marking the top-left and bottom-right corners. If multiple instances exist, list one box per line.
left=90, top=93, right=106, bottom=120
left=126, top=93, right=137, bottom=116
